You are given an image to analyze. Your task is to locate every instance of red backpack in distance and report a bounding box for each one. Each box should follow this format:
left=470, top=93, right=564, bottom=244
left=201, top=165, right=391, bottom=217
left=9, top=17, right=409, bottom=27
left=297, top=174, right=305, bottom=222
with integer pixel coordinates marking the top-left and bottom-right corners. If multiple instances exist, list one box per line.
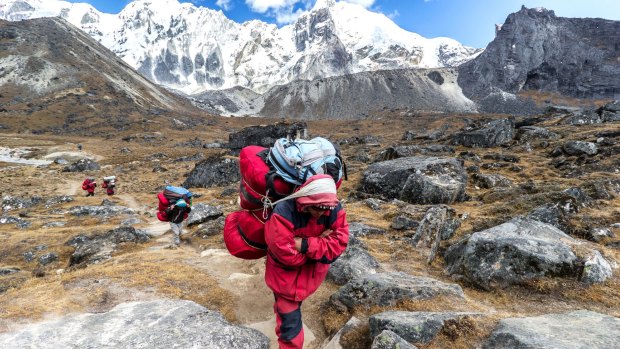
left=223, top=210, right=268, bottom=259
left=238, top=146, right=295, bottom=211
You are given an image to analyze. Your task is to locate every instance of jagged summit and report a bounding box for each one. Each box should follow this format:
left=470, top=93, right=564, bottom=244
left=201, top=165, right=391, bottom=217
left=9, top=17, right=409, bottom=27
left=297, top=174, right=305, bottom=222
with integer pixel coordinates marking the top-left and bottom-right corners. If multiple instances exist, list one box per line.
left=0, top=0, right=481, bottom=94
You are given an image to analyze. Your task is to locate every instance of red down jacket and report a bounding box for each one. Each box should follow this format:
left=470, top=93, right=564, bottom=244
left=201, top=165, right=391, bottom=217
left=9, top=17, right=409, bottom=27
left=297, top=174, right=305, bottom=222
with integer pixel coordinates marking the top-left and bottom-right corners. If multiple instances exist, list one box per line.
left=82, top=179, right=96, bottom=193
left=156, top=192, right=190, bottom=222
left=264, top=199, right=348, bottom=302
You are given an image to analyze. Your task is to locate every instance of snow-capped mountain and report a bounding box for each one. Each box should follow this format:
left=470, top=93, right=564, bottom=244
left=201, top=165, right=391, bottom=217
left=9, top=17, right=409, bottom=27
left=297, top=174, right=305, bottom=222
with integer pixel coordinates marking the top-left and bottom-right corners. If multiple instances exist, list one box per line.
left=1, top=0, right=482, bottom=94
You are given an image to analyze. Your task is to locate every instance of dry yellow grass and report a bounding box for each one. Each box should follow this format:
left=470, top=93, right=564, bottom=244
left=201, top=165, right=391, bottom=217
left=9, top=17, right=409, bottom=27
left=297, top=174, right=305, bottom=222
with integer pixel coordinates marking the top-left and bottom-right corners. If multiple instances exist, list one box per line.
left=1, top=110, right=619, bottom=348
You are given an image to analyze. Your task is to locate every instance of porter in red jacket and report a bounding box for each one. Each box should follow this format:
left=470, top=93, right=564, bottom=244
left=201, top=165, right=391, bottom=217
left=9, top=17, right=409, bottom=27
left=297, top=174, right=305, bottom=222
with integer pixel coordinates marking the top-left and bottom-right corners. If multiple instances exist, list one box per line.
left=81, top=177, right=96, bottom=197
left=264, top=174, right=349, bottom=349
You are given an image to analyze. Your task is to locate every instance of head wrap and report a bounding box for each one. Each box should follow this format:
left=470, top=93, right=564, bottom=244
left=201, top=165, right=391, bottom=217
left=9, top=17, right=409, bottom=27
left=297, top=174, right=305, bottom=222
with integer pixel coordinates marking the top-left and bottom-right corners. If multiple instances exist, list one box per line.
left=270, top=174, right=338, bottom=212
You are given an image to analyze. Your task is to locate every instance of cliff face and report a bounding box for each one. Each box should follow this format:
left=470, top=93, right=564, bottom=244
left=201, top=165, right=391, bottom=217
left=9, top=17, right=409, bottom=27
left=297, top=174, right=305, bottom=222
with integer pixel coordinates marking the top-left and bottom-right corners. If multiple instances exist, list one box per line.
left=458, top=6, right=620, bottom=100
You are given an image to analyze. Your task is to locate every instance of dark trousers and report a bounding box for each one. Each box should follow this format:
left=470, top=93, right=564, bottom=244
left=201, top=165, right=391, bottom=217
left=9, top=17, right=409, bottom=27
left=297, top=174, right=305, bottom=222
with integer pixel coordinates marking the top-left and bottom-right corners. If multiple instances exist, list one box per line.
left=273, top=294, right=303, bottom=349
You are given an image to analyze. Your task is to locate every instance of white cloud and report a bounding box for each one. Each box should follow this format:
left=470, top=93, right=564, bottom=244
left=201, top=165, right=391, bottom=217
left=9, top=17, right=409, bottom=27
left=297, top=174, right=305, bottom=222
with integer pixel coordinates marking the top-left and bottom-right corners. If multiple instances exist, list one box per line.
left=341, top=0, right=375, bottom=8
left=245, top=0, right=299, bottom=13
left=245, top=0, right=313, bottom=24
left=386, top=9, right=399, bottom=20
left=216, top=0, right=232, bottom=10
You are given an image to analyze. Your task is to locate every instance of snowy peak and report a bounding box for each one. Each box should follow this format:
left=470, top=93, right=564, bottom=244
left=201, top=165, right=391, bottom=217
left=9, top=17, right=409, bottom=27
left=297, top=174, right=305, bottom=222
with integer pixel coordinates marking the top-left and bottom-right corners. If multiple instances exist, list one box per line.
left=0, top=0, right=482, bottom=94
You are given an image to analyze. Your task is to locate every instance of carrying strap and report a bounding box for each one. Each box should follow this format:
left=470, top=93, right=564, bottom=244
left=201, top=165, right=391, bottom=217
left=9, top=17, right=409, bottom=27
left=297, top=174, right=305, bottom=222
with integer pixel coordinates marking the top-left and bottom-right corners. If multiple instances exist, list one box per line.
left=237, top=213, right=267, bottom=250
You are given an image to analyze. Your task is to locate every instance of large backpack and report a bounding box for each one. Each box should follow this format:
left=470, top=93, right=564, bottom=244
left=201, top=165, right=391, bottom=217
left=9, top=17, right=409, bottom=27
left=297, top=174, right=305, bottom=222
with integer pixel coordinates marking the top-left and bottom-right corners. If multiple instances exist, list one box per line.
left=238, top=146, right=295, bottom=211
left=267, top=137, right=346, bottom=186
left=224, top=137, right=346, bottom=260
left=223, top=210, right=268, bottom=259
left=157, top=185, right=193, bottom=222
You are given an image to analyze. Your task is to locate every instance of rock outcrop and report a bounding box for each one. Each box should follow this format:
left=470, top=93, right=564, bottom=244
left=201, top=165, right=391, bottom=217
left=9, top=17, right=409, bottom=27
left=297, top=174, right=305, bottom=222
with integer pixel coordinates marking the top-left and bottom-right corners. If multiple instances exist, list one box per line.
left=360, top=157, right=468, bottom=205
left=459, top=7, right=620, bottom=107
left=0, top=300, right=270, bottom=349
left=484, top=310, right=620, bottom=349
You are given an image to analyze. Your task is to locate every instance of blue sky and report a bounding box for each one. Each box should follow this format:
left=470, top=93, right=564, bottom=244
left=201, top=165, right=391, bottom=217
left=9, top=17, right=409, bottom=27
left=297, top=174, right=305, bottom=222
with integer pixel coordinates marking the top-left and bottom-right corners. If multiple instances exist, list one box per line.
left=67, top=0, right=620, bottom=48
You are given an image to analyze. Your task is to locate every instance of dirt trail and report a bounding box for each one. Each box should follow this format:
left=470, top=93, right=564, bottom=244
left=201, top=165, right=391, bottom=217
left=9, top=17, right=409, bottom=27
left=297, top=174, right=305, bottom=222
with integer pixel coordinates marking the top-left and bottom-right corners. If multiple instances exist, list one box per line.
left=58, top=179, right=82, bottom=196
left=57, top=173, right=300, bottom=348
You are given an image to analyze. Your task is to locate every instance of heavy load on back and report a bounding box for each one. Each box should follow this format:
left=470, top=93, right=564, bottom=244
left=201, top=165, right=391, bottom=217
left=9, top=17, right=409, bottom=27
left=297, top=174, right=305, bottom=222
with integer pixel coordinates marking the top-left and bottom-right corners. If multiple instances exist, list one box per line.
left=224, top=137, right=346, bottom=259
left=157, top=185, right=193, bottom=222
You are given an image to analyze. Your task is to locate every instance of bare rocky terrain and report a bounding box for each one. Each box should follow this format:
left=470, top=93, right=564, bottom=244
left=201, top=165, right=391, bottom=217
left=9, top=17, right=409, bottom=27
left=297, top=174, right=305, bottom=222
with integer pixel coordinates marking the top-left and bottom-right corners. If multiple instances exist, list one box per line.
left=0, top=104, right=619, bottom=348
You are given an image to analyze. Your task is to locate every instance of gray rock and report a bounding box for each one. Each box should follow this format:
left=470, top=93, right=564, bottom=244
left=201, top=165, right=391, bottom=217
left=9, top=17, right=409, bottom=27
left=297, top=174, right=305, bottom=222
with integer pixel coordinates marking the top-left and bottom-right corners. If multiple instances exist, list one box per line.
left=0, top=267, right=20, bottom=275
left=329, top=272, right=464, bottom=311
left=452, top=119, right=515, bottom=148
left=516, top=126, right=559, bottom=143
left=328, top=233, right=380, bottom=285
left=183, top=155, right=240, bottom=188
left=0, top=215, right=31, bottom=228
left=370, top=311, right=480, bottom=344
left=43, top=195, right=74, bottom=208
left=562, top=110, right=603, bottom=125
left=62, top=159, right=100, bottom=172
left=563, top=141, right=598, bottom=156
left=444, top=217, right=588, bottom=290
left=483, top=310, right=620, bottom=349
left=376, top=144, right=455, bottom=161
left=193, top=216, right=226, bottom=239
left=590, top=228, right=614, bottom=242
left=323, top=317, right=365, bottom=349
left=0, top=300, right=269, bottom=349
left=472, top=173, right=512, bottom=188
left=68, top=205, right=134, bottom=217
left=527, top=204, right=570, bottom=233
left=69, top=227, right=150, bottom=266
left=361, top=156, right=468, bottom=205
left=1, top=195, right=42, bottom=211
left=228, top=122, right=307, bottom=150
left=42, top=222, right=67, bottom=228
left=390, top=215, right=419, bottom=231
left=581, top=251, right=613, bottom=285
left=120, top=217, right=143, bottom=226
left=186, top=203, right=223, bottom=226
left=364, top=198, right=383, bottom=211
left=371, top=330, right=418, bottom=349
left=348, top=222, right=387, bottom=237
left=38, top=253, right=58, bottom=265
left=23, top=251, right=35, bottom=262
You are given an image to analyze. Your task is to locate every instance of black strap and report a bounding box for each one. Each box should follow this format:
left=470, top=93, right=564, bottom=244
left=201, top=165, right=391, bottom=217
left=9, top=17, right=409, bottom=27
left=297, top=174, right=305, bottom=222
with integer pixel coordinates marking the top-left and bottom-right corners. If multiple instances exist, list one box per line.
left=239, top=182, right=264, bottom=207
left=338, top=154, right=348, bottom=181
left=237, top=223, right=267, bottom=250
left=265, top=171, right=292, bottom=201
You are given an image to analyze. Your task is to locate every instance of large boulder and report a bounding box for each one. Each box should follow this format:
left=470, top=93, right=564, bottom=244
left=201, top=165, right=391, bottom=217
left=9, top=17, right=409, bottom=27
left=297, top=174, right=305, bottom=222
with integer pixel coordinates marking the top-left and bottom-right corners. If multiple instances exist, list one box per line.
left=186, top=203, right=223, bottom=226
left=329, top=272, right=464, bottom=311
left=68, top=226, right=150, bottom=266
left=62, top=159, right=100, bottom=172
left=228, top=122, right=307, bottom=150
left=369, top=311, right=481, bottom=345
left=562, top=141, right=598, bottom=156
left=183, top=155, right=240, bottom=188
left=483, top=310, right=620, bottom=349
left=452, top=119, right=515, bottom=148
left=328, top=228, right=381, bottom=285
left=360, top=157, right=468, bottom=205
left=444, top=217, right=612, bottom=290
left=0, top=300, right=269, bottom=349
left=68, top=205, right=134, bottom=217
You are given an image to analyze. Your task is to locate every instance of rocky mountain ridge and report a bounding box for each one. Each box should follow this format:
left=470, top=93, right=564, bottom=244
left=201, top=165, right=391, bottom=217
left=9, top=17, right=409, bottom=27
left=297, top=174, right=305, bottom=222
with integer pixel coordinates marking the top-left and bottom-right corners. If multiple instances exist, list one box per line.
left=0, top=17, right=205, bottom=135
left=0, top=0, right=481, bottom=94
left=459, top=6, right=620, bottom=112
